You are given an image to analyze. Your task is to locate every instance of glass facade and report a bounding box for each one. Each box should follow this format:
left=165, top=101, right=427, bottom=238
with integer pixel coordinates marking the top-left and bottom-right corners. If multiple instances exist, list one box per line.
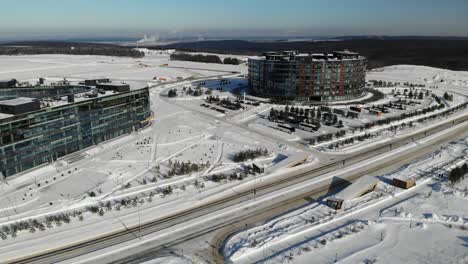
left=248, top=51, right=367, bottom=101
left=0, top=88, right=151, bottom=177
left=0, top=85, right=90, bottom=99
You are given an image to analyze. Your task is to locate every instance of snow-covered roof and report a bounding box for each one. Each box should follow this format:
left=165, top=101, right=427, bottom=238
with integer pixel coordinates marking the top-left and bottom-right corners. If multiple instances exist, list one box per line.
left=270, top=152, right=309, bottom=171
left=0, top=97, right=36, bottom=106
left=393, top=176, right=413, bottom=182
left=335, top=175, right=379, bottom=201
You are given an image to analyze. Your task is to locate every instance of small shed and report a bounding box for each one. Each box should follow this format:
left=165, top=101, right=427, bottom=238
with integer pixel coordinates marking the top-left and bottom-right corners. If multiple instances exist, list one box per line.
left=326, top=197, right=344, bottom=210
left=393, top=176, right=415, bottom=189
left=337, top=175, right=379, bottom=200
left=252, top=163, right=265, bottom=174
left=327, top=175, right=379, bottom=210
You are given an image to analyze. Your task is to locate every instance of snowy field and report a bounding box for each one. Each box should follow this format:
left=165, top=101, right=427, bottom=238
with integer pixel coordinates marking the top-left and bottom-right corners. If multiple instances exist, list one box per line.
left=0, top=51, right=466, bottom=264
left=368, top=65, right=468, bottom=96
left=240, top=65, right=468, bottom=154
left=0, top=51, right=308, bottom=259
left=222, top=137, right=468, bottom=264
left=0, top=50, right=246, bottom=86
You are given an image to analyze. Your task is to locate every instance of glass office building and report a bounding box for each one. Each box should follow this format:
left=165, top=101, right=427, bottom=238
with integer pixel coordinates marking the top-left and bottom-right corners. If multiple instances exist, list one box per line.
left=0, top=85, right=89, bottom=99
left=248, top=51, right=367, bottom=101
left=0, top=87, right=151, bottom=177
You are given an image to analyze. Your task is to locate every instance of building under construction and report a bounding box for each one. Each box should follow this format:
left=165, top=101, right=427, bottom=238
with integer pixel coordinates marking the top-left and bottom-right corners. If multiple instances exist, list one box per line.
left=0, top=81, right=151, bottom=177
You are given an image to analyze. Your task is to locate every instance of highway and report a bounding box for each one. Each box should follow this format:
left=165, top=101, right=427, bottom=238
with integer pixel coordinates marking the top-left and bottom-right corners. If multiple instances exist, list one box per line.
left=110, top=118, right=468, bottom=264
left=6, top=111, right=467, bottom=264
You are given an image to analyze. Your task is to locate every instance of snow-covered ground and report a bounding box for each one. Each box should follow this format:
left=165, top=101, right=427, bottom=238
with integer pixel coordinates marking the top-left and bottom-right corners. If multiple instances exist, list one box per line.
left=368, top=65, right=468, bottom=96
left=222, top=137, right=468, bottom=264
left=0, top=51, right=246, bottom=84
left=241, top=65, right=468, bottom=154
left=0, top=52, right=307, bottom=256
left=139, top=256, right=193, bottom=264
left=0, top=53, right=466, bottom=264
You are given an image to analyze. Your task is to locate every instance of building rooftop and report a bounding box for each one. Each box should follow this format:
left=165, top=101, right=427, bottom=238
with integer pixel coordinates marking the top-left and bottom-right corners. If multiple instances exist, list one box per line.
left=333, top=50, right=359, bottom=55
left=0, top=97, right=37, bottom=106
left=335, top=175, right=379, bottom=201
left=259, top=50, right=364, bottom=62
left=96, top=83, right=129, bottom=87
left=0, top=79, right=147, bottom=119
left=85, top=78, right=109, bottom=81
left=44, top=90, right=117, bottom=108
left=393, top=175, right=413, bottom=182
left=0, top=90, right=127, bottom=121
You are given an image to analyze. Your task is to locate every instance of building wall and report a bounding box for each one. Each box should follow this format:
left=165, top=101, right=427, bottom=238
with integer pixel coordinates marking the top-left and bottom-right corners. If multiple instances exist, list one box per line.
left=0, top=85, right=90, bottom=99
left=0, top=80, right=17, bottom=89
left=0, top=88, right=151, bottom=177
left=248, top=56, right=367, bottom=101
left=96, top=83, right=130, bottom=92
left=0, top=100, right=41, bottom=115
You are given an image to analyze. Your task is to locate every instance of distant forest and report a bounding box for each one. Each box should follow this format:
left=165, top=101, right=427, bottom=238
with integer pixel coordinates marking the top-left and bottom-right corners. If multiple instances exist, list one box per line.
left=154, top=38, right=468, bottom=71
left=170, top=52, right=241, bottom=65
left=170, top=52, right=222, bottom=64
left=3, top=38, right=468, bottom=70
left=0, top=42, right=144, bottom=58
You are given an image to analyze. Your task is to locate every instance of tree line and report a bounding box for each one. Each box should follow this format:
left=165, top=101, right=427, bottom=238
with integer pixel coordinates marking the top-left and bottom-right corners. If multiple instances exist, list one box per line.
left=158, top=39, right=468, bottom=71
left=318, top=100, right=468, bottom=149
left=0, top=45, right=144, bottom=58
left=371, top=80, right=426, bottom=88
left=233, top=148, right=269, bottom=162
left=170, top=52, right=241, bottom=65
left=223, top=57, right=242, bottom=65
left=167, top=160, right=209, bottom=177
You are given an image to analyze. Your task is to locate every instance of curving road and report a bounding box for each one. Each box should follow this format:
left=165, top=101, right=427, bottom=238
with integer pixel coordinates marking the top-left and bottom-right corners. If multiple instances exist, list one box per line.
left=6, top=110, right=467, bottom=263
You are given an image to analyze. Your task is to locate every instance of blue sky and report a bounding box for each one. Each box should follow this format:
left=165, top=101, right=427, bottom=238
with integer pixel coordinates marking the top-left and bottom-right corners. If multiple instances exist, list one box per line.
left=1, top=0, right=467, bottom=39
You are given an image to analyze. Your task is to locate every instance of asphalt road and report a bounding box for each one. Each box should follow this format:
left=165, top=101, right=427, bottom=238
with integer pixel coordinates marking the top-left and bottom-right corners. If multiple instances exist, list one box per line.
left=3, top=74, right=467, bottom=264
left=7, top=112, right=467, bottom=264
left=86, top=118, right=468, bottom=264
